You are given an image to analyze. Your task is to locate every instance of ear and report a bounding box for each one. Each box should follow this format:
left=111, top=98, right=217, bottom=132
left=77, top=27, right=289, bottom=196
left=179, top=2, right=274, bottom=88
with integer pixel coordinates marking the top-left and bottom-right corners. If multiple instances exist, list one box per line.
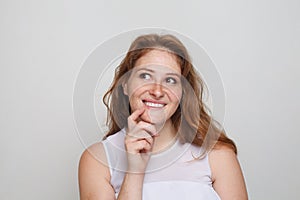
left=122, top=82, right=128, bottom=96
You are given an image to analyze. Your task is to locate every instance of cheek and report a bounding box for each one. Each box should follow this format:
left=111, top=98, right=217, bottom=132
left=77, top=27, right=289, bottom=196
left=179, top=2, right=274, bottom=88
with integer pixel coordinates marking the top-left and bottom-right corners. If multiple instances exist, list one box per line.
left=127, top=85, right=145, bottom=99
left=126, top=78, right=148, bottom=96
left=167, top=87, right=182, bottom=104
left=127, top=88, right=145, bottom=109
left=175, top=90, right=183, bottom=102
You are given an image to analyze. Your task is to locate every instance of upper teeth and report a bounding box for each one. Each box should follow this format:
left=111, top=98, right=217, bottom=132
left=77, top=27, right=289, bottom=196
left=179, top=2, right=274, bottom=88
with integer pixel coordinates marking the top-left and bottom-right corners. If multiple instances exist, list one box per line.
left=144, top=101, right=164, bottom=108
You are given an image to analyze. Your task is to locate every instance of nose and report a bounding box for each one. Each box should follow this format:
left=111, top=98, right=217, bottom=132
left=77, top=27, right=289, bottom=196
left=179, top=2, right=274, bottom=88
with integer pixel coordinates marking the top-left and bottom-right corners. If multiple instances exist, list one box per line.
left=149, top=83, right=164, bottom=98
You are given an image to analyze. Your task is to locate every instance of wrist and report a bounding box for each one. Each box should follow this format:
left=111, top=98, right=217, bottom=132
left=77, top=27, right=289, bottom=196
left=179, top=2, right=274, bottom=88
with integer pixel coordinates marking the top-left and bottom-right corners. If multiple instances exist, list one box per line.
left=124, top=173, right=145, bottom=189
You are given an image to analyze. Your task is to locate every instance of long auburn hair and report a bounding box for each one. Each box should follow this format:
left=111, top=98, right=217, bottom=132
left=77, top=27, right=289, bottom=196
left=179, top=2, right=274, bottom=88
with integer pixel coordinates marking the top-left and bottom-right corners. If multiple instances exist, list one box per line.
left=103, top=34, right=237, bottom=155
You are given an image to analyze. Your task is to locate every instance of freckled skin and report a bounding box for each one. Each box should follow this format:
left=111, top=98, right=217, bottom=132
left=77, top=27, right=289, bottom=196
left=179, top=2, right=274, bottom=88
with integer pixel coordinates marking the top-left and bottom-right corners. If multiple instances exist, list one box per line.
left=123, top=50, right=182, bottom=125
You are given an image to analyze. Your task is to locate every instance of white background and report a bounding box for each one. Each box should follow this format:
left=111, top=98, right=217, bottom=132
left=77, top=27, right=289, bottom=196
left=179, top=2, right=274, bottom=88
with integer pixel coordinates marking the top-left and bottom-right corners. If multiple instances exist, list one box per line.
left=1, top=0, right=299, bottom=199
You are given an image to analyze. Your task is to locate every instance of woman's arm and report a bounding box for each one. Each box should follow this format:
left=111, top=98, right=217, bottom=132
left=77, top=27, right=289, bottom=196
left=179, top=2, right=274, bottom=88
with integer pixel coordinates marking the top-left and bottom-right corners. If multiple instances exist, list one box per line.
left=78, top=142, right=116, bottom=200
left=116, top=173, right=145, bottom=200
left=117, top=108, right=155, bottom=200
left=209, top=146, right=248, bottom=200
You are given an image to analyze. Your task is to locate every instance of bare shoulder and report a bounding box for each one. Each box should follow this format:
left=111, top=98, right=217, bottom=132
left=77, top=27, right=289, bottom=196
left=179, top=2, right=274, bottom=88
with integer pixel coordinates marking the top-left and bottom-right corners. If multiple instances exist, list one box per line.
left=209, top=144, right=237, bottom=181
left=79, top=142, right=108, bottom=166
left=208, top=144, right=248, bottom=200
left=209, top=144, right=237, bottom=162
left=79, top=142, right=115, bottom=200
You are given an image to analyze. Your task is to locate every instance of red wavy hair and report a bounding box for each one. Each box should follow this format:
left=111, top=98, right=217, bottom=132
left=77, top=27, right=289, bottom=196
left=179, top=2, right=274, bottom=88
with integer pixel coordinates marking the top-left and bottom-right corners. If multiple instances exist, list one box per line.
left=103, top=34, right=237, bottom=156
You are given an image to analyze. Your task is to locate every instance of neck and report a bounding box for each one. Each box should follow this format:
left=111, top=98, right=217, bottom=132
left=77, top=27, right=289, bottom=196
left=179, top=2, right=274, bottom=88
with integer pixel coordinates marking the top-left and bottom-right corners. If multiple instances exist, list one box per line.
left=151, top=119, right=178, bottom=154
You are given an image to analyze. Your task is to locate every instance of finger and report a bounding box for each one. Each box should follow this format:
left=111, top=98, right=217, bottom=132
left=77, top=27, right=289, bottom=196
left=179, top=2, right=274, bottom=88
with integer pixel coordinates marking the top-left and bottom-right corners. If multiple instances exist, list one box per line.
left=129, top=108, right=145, bottom=122
left=141, top=135, right=154, bottom=149
left=136, top=121, right=157, bottom=136
left=127, top=129, right=152, bottom=140
left=128, top=108, right=145, bottom=128
left=125, top=139, right=152, bottom=154
left=135, top=140, right=152, bottom=153
left=135, top=133, right=154, bottom=152
left=125, top=130, right=153, bottom=148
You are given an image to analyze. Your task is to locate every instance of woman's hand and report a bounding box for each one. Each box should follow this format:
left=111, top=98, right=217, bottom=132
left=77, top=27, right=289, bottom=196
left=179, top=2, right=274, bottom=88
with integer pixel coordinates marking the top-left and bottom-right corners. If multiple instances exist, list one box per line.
left=125, top=108, right=157, bottom=173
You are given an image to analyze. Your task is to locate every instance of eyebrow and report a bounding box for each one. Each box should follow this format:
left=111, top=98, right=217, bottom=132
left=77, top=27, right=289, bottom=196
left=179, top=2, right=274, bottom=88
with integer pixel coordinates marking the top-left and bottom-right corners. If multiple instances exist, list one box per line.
left=135, top=68, right=155, bottom=73
left=135, top=67, right=181, bottom=78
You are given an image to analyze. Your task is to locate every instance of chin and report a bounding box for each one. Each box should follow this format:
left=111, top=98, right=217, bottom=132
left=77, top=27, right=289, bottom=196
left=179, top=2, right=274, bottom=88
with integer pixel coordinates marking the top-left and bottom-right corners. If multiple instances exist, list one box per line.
left=143, top=109, right=168, bottom=124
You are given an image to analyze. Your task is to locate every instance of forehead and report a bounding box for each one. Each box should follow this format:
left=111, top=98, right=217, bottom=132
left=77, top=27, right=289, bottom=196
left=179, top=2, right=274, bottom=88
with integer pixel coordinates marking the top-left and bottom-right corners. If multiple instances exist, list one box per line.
left=134, top=49, right=181, bottom=74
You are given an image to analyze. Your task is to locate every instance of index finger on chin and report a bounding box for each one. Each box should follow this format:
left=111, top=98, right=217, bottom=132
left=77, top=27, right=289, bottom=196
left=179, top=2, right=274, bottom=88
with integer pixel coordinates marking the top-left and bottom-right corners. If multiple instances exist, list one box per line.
left=128, top=108, right=145, bottom=127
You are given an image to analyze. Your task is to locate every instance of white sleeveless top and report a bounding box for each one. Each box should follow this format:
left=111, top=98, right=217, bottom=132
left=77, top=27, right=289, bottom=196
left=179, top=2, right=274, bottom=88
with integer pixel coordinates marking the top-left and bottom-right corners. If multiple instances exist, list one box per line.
left=102, top=129, right=221, bottom=200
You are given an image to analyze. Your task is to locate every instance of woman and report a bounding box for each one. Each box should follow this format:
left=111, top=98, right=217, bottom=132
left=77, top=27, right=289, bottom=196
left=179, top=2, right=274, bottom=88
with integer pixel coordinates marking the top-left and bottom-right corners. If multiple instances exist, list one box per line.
left=79, top=34, right=248, bottom=199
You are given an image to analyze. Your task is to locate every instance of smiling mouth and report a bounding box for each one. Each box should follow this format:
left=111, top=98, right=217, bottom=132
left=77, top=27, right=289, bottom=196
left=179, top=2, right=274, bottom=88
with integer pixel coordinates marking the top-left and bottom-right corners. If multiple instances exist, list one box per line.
left=142, top=100, right=166, bottom=108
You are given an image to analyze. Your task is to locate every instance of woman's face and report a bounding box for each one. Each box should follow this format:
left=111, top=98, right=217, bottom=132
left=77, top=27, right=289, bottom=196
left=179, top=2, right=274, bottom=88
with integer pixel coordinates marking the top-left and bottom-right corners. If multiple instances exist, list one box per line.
left=123, top=50, right=182, bottom=125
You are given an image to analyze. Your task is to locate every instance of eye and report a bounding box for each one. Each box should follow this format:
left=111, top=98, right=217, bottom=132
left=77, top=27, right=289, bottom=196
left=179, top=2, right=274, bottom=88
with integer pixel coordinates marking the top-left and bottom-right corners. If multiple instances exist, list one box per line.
left=139, top=73, right=151, bottom=80
left=166, top=77, right=177, bottom=84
